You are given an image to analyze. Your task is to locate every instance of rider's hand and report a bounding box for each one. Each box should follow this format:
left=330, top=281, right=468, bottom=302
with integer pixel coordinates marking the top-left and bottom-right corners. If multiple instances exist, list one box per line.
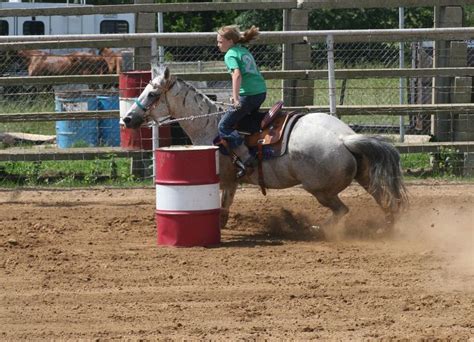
left=232, top=97, right=241, bottom=109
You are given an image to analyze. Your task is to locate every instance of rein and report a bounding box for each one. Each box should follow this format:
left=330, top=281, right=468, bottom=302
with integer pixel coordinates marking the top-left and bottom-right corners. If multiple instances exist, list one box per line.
left=141, top=79, right=231, bottom=127
left=156, top=109, right=228, bottom=127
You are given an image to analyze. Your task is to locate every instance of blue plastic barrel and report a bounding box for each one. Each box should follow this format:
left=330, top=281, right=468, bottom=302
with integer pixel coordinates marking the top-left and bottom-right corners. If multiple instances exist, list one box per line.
left=55, top=94, right=98, bottom=148
left=97, top=95, right=120, bottom=147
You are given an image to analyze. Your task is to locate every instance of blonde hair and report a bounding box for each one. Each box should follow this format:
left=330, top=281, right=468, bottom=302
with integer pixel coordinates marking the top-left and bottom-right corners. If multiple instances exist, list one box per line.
left=217, top=25, right=260, bottom=44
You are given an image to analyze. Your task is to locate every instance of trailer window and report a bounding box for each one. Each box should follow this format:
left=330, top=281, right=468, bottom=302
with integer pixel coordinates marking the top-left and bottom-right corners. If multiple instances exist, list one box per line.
left=100, top=20, right=129, bottom=34
left=23, top=21, right=45, bottom=35
left=0, top=20, right=8, bottom=36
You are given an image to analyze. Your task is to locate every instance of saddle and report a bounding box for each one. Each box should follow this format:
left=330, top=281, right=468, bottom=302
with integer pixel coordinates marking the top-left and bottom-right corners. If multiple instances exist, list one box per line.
left=235, top=101, right=304, bottom=195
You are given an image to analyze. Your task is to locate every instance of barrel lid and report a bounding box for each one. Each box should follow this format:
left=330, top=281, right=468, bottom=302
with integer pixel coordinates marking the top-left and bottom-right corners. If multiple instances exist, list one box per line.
left=157, top=145, right=218, bottom=152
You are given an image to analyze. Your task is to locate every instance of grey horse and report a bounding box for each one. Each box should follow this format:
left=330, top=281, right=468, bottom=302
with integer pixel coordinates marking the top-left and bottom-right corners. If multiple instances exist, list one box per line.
left=123, top=66, right=408, bottom=230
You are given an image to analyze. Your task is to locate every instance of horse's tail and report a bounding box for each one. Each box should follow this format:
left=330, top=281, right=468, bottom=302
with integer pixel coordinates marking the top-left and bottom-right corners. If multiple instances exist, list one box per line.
left=342, top=134, right=408, bottom=213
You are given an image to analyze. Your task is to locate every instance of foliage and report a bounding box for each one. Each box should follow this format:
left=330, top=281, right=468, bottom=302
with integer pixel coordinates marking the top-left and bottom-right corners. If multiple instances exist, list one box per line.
left=400, top=153, right=430, bottom=170
left=0, top=157, right=148, bottom=187
left=234, top=9, right=283, bottom=31
left=465, top=5, right=474, bottom=27
left=308, top=7, right=433, bottom=30
left=431, top=147, right=464, bottom=177
left=24, top=1, right=474, bottom=32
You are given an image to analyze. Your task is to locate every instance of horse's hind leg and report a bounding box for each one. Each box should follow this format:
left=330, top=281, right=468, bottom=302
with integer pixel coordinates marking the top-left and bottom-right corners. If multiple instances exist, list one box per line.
left=310, top=191, right=349, bottom=227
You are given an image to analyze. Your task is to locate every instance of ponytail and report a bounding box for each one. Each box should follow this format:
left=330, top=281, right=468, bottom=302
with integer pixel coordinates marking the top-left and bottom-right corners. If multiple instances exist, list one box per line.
left=239, top=25, right=260, bottom=44
left=217, top=25, right=260, bottom=44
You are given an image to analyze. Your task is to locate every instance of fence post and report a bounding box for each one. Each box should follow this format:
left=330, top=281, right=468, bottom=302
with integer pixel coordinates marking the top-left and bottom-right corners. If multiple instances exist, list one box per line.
left=431, top=5, right=463, bottom=141
left=128, top=0, right=156, bottom=180
left=282, top=2, right=313, bottom=107
left=326, top=34, right=337, bottom=116
left=399, top=7, right=405, bottom=142
left=151, top=38, right=160, bottom=180
left=134, top=0, right=155, bottom=70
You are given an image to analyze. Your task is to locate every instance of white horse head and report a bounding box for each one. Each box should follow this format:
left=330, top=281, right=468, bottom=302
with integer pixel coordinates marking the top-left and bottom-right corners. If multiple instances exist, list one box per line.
left=123, top=65, right=174, bottom=129
left=123, top=65, right=223, bottom=146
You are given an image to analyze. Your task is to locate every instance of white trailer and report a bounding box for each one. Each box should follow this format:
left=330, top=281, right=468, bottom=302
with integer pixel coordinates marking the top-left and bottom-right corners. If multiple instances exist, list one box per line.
left=0, top=1, right=135, bottom=37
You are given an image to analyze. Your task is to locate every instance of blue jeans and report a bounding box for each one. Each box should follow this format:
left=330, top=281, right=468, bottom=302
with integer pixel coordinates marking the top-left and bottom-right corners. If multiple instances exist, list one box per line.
left=218, top=92, right=266, bottom=149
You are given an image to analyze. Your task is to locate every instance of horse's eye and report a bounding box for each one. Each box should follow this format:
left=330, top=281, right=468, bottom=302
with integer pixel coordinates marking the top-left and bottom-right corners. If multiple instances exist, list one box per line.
left=148, top=92, right=159, bottom=99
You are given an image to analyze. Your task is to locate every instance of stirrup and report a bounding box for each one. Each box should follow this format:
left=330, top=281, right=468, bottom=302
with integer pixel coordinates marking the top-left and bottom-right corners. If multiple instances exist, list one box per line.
left=232, top=154, right=247, bottom=179
left=236, top=166, right=246, bottom=179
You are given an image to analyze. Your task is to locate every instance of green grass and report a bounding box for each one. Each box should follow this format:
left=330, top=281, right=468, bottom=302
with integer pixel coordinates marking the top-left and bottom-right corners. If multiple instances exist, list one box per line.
left=400, top=153, right=430, bottom=170
left=0, top=92, right=56, bottom=135
left=0, top=158, right=153, bottom=188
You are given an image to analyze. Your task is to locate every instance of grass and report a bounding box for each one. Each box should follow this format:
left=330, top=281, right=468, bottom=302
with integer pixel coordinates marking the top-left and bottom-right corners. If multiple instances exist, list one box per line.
left=400, top=153, right=431, bottom=170
left=0, top=158, right=153, bottom=188
left=0, top=92, right=56, bottom=135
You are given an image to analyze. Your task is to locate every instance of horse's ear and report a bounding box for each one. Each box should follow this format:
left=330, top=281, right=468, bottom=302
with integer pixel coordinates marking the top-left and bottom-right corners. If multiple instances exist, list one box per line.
left=151, top=64, right=161, bottom=79
left=151, top=65, right=171, bottom=88
left=163, top=66, right=170, bottom=80
left=151, top=64, right=170, bottom=78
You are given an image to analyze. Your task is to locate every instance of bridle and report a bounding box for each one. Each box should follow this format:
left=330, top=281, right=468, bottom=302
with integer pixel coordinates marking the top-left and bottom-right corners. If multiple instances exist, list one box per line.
left=131, top=78, right=230, bottom=127
left=133, top=79, right=175, bottom=121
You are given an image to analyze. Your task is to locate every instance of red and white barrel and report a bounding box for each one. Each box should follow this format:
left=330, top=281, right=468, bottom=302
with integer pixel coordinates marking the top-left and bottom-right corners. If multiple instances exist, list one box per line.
left=119, top=70, right=171, bottom=149
left=155, top=146, right=220, bottom=247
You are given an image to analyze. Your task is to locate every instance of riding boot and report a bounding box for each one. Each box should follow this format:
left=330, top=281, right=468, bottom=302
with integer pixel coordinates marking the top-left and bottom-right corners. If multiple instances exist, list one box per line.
left=232, top=144, right=256, bottom=178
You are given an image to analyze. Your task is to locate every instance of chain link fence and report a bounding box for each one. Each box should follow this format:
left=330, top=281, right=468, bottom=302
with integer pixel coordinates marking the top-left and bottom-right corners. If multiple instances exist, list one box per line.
left=0, top=14, right=473, bottom=185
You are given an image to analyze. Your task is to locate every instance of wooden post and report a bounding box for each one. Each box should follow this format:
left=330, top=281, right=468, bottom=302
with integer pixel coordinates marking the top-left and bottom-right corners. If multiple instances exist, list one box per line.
left=450, top=41, right=471, bottom=142
left=130, top=0, right=155, bottom=179
left=134, top=0, right=155, bottom=71
left=431, top=5, right=463, bottom=141
left=282, top=3, right=313, bottom=107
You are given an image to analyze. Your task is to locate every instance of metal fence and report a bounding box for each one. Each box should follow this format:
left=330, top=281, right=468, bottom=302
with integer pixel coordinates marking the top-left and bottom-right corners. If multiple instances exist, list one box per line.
left=1, top=4, right=473, bottom=184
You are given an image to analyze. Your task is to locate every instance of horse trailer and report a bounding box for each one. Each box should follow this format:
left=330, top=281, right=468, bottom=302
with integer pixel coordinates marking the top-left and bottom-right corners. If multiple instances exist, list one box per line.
left=0, top=1, right=135, bottom=37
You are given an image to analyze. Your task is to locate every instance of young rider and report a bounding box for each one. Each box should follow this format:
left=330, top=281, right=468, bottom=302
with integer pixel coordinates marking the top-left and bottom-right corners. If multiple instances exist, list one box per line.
left=216, top=25, right=267, bottom=178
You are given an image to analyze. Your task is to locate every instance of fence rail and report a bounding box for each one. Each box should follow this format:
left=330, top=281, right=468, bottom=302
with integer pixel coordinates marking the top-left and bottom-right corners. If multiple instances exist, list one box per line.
left=1, top=142, right=472, bottom=163
left=1, top=104, right=473, bottom=123
left=1, top=28, right=474, bottom=50
left=2, top=68, right=473, bottom=86
left=0, top=147, right=150, bottom=162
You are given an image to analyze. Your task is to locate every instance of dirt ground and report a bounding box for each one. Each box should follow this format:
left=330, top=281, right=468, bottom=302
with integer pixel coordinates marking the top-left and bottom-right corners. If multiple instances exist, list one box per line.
left=1, top=181, right=473, bottom=340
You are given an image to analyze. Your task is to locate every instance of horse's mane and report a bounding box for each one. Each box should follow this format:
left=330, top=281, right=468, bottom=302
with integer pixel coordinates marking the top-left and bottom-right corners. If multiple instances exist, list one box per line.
left=174, top=78, right=225, bottom=114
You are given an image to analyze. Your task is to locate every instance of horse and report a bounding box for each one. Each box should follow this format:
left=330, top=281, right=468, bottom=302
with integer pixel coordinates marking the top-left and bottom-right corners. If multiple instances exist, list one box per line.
left=69, top=51, right=110, bottom=75
left=123, top=66, right=408, bottom=231
left=18, top=50, right=110, bottom=76
left=99, top=48, right=122, bottom=74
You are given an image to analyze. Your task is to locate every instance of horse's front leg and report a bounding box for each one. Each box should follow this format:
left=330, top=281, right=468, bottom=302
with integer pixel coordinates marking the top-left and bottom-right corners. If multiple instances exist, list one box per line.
left=220, top=184, right=237, bottom=229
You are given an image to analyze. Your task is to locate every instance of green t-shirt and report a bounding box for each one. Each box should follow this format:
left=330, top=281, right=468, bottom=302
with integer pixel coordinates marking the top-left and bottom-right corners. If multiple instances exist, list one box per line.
left=224, top=44, right=267, bottom=96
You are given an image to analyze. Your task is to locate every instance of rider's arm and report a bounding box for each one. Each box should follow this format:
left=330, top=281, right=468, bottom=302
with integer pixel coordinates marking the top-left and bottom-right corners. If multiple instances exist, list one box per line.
left=231, top=68, right=242, bottom=108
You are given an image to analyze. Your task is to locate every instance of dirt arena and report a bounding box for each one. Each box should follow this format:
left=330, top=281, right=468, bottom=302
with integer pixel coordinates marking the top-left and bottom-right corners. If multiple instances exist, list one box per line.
left=1, top=181, right=473, bottom=340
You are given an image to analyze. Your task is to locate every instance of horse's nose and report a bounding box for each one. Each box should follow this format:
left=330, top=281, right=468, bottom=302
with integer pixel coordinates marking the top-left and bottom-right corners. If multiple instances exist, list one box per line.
left=123, top=116, right=131, bottom=126
left=123, top=113, right=144, bottom=129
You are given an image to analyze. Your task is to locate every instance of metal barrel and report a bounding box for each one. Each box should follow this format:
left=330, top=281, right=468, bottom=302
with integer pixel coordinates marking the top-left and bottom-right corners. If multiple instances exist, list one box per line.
left=55, top=92, right=98, bottom=148
left=97, top=95, right=120, bottom=147
left=155, top=145, right=220, bottom=247
left=119, top=70, right=153, bottom=150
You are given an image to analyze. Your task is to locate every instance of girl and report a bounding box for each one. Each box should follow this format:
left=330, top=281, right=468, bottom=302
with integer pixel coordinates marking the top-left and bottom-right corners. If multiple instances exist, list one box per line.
left=217, top=25, right=267, bottom=178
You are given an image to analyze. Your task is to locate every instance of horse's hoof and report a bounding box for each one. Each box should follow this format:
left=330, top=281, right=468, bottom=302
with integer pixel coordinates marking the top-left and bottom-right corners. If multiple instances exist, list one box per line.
left=309, top=225, right=326, bottom=239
